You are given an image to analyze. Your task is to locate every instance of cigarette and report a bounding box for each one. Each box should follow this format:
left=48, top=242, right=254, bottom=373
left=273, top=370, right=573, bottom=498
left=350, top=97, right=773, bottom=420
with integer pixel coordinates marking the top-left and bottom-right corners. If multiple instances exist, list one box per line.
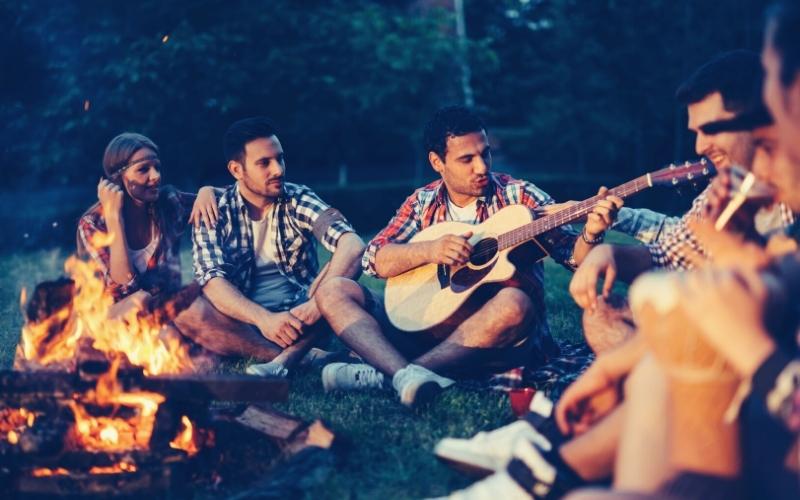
left=714, top=172, right=756, bottom=231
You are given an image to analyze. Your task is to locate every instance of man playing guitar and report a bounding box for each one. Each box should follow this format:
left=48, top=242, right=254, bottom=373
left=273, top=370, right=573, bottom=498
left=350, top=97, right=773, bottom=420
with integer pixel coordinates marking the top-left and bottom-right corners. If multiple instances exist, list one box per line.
left=314, top=106, right=623, bottom=407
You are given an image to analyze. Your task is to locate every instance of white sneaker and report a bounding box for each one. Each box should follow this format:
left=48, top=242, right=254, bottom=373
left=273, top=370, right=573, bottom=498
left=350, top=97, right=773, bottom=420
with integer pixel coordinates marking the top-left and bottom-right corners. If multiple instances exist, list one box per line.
left=392, top=364, right=454, bottom=407
left=430, top=471, right=531, bottom=500
left=434, top=419, right=552, bottom=476
left=321, top=362, right=385, bottom=392
left=246, top=361, right=289, bottom=378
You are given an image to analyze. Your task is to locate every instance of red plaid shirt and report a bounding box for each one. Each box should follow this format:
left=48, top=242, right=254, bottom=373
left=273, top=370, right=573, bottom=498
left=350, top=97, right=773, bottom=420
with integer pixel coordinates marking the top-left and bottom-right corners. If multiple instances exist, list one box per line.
left=77, top=186, right=195, bottom=301
left=363, top=172, right=579, bottom=277
left=362, top=173, right=580, bottom=346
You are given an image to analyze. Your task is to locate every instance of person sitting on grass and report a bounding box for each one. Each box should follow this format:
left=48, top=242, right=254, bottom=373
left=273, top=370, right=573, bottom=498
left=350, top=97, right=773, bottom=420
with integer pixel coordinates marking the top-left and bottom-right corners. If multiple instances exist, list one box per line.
left=314, top=105, right=623, bottom=407
left=431, top=44, right=800, bottom=499
left=570, top=50, right=796, bottom=356
left=77, top=132, right=220, bottom=319
left=177, top=117, right=365, bottom=377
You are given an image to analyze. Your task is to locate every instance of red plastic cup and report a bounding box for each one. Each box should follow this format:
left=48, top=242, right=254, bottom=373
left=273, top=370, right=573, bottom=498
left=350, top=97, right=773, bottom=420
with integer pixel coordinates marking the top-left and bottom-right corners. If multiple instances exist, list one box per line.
left=509, top=387, right=536, bottom=417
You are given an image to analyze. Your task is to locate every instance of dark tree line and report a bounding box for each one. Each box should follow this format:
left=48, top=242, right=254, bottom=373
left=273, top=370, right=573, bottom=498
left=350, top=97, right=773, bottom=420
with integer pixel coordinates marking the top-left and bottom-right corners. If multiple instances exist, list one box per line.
left=1, top=0, right=772, bottom=191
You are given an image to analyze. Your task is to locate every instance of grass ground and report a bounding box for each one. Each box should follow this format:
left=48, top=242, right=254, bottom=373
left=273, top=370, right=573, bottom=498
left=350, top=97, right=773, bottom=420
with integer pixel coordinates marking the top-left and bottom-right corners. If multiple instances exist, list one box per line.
left=0, top=239, right=628, bottom=499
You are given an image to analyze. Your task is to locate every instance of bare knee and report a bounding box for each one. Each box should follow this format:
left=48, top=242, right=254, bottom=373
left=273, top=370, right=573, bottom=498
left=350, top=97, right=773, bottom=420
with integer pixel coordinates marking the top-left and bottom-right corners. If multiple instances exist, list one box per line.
left=315, top=277, right=363, bottom=316
left=583, top=296, right=635, bottom=355
left=490, top=287, right=533, bottom=328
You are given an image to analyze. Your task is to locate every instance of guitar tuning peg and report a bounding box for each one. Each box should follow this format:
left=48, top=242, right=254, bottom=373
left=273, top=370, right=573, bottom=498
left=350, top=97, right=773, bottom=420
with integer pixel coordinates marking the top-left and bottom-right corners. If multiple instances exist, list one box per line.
left=684, top=160, right=690, bottom=166
left=687, top=173, right=694, bottom=180
left=702, top=168, right=708, bottom=175
left=672, top=178, right=678, bottom=185
left=669, top=164, right=676, bottom=170
left=700, top=158, right=707, bottom=164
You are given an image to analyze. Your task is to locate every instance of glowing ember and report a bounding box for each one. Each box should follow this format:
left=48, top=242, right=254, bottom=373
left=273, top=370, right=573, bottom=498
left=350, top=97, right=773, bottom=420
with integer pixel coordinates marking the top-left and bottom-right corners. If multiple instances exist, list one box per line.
left=18, top=231, right=194, bottom=375
left=89, top=461, right=137, bottom=474
left=32, top=467, right=69, bottom=477
left=0, top=407, right=36, bottom=443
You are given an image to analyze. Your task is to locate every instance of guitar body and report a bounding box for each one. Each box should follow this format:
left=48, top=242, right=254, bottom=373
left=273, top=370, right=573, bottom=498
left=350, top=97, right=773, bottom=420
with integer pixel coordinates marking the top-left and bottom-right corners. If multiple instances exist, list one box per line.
left=384, top=205, right=547, bottom=332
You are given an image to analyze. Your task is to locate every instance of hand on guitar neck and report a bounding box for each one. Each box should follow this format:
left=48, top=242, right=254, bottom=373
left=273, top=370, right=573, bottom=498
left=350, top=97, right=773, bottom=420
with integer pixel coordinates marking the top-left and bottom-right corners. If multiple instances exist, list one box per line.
left=535, top=186, right=623, bottom=241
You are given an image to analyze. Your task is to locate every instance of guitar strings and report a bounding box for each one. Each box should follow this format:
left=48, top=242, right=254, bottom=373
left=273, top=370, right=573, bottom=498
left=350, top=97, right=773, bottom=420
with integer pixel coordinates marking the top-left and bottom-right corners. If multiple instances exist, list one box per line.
left=465, top=178, right=648, bottom=261
left=454, top=162, right=709, bottom=262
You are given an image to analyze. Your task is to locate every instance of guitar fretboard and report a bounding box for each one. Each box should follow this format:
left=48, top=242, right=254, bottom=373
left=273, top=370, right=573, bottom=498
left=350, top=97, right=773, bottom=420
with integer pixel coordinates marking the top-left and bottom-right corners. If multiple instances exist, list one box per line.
left=497, top=175, right=651, bottom=250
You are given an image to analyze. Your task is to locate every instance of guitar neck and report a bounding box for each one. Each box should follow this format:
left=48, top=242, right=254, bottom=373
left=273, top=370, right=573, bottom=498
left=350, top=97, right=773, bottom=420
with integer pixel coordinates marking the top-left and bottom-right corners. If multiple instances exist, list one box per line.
left=497, top=174, right=652, bottom=250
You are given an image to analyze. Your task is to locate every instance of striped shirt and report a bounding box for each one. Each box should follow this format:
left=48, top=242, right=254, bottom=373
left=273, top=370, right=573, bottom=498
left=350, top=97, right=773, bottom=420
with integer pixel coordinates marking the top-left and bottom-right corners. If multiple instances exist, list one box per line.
left=192, top=182, right=354, bottom=307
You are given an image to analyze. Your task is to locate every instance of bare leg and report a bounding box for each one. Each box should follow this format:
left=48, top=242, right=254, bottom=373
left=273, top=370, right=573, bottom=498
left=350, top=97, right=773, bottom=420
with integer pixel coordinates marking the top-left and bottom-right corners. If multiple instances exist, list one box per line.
left=315, top=278, right=409, bottom=376
left=583, top=296, right=636, bottom=355
left=614, top=355, right=672, bottom=492
left=412, top=287, right=533, bottom=376
left=560, top=405, right=624, bottom=481
left=174, top=296, right=282, bottom=362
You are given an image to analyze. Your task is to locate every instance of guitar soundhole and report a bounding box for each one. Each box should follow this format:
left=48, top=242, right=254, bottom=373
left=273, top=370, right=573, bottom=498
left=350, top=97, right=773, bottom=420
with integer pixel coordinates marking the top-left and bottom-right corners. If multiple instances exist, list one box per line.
left=470, top=238, right=498, bottom=267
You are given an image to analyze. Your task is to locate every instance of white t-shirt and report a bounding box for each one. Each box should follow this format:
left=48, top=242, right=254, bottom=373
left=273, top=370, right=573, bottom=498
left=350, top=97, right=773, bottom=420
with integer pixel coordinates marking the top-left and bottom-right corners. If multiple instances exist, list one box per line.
left=248, top=207, right=303, bottom=311
left=446, top=198, right=479, bottom=223
left=127, top=226, right=160, bottom=274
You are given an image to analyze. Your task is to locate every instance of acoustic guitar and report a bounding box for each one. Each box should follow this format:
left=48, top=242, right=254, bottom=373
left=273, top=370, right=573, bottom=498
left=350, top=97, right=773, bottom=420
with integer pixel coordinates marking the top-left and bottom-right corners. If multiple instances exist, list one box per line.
left=384, top=160, right=716, bottom=332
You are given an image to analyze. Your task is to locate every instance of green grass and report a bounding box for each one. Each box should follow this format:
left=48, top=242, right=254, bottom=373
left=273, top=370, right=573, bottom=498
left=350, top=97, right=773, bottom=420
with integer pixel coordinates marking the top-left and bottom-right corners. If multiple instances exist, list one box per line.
left=1, top=233, right=636, bottom=499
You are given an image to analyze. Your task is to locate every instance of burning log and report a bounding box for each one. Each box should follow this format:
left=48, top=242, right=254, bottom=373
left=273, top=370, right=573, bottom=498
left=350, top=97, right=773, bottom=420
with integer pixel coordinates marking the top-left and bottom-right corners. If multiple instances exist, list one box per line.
left=0, top=370, right=289, bottom=405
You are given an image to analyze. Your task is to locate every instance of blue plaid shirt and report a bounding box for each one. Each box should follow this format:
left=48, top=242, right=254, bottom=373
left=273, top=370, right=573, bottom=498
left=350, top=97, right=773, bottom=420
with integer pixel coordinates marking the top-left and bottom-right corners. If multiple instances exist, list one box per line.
left=616, top=186, right=795, bottom=270
left=192, top=182, right=355, bottom=303
left=612, top=207, right=680, bottom=244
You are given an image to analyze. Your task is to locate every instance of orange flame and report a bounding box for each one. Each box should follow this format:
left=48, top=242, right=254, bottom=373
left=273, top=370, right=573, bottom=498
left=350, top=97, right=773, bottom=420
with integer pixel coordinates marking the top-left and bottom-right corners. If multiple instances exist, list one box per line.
left=170, top=415, right=200, bottom=456
left=14, top=236, right=209, bottom=466
left=18, top=232, right=194, bottom=375
left=67, top=359, right=165, bottom=453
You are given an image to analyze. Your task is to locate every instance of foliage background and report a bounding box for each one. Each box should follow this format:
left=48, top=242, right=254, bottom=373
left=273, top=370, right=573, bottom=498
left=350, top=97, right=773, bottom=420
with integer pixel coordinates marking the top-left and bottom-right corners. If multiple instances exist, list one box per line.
left=0, top=0, right=770, bottom=250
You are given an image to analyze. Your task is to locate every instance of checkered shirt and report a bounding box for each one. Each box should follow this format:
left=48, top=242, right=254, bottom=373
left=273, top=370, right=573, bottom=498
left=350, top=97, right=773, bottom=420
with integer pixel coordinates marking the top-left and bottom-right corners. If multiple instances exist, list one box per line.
left=648, top=185, right=796, bottom=270
left=77, top=185, right=193, bottom=301
left=612, top=207, right=680, bottom=244
left=192, top=182, right=355, bottom=299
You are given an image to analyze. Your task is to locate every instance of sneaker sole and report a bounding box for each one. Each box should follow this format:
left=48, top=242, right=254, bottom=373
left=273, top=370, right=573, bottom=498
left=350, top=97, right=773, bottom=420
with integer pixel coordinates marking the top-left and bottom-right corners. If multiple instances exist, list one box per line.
left=402, top=380, right=441, bottom=407
left=434, top=453, right=495, bottom=478
left=434, top=441, right=499, bottom=478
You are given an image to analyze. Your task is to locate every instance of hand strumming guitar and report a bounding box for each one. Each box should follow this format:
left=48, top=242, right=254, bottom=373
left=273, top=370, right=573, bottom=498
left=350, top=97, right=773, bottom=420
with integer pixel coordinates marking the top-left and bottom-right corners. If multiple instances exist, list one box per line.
left=427, top=231, right=473, bottom=266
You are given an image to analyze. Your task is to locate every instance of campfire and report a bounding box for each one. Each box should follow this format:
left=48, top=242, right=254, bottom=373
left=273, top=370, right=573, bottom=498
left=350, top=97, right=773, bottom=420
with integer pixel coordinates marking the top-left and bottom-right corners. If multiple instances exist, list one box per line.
left=1, top=244, right=333, bottom=497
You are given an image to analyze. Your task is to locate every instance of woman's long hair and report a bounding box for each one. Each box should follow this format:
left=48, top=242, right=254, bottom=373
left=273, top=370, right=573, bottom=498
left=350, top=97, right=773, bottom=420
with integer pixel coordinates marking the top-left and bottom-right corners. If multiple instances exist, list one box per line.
left=78, top=133, right=180, bottom=257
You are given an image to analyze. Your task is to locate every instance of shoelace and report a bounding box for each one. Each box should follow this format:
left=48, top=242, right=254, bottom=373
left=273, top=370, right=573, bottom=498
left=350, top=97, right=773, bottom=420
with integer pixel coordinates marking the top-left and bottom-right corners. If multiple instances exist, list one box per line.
left=353, top=366, right=383, bottom=388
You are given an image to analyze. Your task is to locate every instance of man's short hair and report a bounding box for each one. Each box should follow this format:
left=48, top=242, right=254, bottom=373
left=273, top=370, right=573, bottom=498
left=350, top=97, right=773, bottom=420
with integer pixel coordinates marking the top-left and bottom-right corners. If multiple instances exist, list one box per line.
left=423, top=106, right=486, bottom=160
left=675, top=50, right=763, bottom=113
left=223, top=117, right=278, bottom=164
left=767, top=1, right=800, bottom=87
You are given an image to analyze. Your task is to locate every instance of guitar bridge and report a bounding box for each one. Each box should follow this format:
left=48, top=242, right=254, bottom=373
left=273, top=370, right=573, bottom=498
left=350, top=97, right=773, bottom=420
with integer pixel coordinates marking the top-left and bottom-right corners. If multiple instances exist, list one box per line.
left=437, top=264, right=450, bottom=289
